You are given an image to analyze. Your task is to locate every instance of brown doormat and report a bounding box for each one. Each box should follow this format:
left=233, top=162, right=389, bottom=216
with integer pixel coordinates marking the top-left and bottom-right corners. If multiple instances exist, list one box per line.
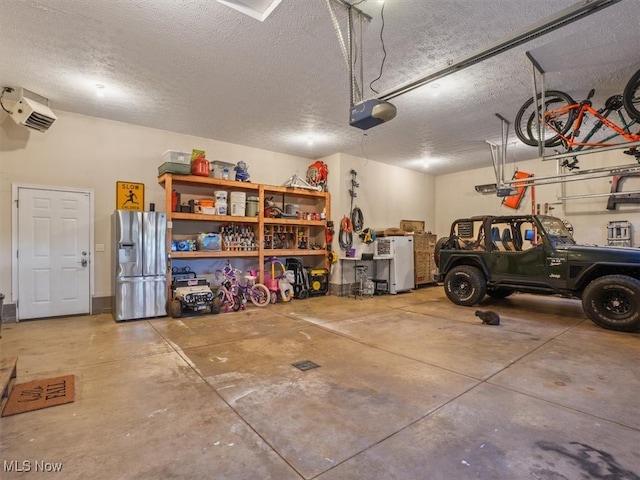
left=1, top=375, right=75, bottom=417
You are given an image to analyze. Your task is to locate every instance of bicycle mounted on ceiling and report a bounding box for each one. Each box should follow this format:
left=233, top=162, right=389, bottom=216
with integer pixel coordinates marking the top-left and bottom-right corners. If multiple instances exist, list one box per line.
left=514, top=67, right=640, bottom=166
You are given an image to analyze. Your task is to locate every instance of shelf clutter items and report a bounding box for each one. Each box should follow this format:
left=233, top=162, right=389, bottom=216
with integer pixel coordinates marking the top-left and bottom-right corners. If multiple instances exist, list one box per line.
left=158, top=150, right=250, bottom=182
left=159, top=166, right=331, bottom=286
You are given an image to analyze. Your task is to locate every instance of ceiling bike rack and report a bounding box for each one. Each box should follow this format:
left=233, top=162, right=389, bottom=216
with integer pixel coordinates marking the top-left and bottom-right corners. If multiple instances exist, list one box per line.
left=517, top=48, right=640, bottom=203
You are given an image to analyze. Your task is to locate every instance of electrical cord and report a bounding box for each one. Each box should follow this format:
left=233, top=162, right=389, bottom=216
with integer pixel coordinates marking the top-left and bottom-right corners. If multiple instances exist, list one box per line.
left=351, top=206, right=364, bottom=233
left=369, top=2, right=387, bottom=94
left=339, top=215, right=353, bottom=250
left=339, top=229, right=353, bottom=250
left=0, top=87, right=14, bottom=114
left=340, top=215, right=353, bottom=233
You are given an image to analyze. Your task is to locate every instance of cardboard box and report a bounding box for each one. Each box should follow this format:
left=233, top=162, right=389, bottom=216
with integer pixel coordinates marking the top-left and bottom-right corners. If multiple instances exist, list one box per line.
left=400, top=220, right=425, bottom=233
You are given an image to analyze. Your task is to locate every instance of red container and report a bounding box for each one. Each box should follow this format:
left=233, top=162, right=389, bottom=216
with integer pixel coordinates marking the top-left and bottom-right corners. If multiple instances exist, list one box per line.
left=191, top=155, right=210, bottom=177
left=171, top=190, right=180, bottom=212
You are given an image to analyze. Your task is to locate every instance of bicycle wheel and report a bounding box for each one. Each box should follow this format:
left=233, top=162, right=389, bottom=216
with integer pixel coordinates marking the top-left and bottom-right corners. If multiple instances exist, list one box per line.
left=623, top=68, right=640, bottom=121
left=249, top=283, right=270, bottom=307
left=231, top=294, right=242, bottom=312
left=514, top=90, right=575, bottom=147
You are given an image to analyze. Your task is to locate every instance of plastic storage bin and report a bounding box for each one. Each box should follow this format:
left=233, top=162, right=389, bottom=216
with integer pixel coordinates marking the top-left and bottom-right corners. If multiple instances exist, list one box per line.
left=197, top=233, right=222, bottom=251
left=161, top=150, right=191, bottom=164
left=158, top=162, right=191, bottom=175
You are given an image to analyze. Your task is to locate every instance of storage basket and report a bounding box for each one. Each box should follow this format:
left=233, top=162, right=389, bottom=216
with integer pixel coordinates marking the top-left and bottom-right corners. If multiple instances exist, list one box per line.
left=158, top=162, right=191, bottom=175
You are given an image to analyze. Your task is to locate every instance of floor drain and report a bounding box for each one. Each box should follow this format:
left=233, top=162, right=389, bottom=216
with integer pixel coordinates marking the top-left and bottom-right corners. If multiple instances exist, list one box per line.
left=292, top=360, right=320, bottom=371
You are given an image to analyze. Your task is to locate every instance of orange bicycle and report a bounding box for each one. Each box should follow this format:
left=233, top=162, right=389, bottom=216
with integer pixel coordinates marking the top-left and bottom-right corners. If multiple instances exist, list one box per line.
left=515, top=67, right=640, bottom=157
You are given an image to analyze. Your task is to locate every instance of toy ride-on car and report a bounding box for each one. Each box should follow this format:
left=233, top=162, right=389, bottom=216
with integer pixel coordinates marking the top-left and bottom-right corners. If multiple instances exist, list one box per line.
left=170, top=269, right=220, bottom=318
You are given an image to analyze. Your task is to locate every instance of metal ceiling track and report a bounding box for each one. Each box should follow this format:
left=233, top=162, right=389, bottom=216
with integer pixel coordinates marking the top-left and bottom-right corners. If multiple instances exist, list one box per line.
left=326, top=0, right=372, bottom=106
left=329, top=0, right=372, bottom=21
left=377, top=0, right=622, bottom=102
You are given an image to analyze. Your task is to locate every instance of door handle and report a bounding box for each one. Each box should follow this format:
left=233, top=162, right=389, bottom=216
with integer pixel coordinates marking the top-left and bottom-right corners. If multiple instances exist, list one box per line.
left=79, top=258, right=88, bottom=267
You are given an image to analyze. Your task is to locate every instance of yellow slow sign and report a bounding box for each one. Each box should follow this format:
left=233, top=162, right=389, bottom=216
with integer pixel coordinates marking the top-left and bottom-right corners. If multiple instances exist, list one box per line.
left=116, top=181, right=145, bottom=211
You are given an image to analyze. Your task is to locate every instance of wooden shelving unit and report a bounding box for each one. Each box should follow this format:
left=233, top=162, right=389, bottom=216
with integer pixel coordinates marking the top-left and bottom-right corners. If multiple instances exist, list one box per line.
left=158, top=173, right=331, bottom=287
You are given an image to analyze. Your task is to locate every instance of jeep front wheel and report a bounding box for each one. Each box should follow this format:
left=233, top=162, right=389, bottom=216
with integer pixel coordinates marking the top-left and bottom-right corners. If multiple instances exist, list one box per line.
left=582, top=275, right=640, bottom=332
left=444, top=265, right=487, bottom=306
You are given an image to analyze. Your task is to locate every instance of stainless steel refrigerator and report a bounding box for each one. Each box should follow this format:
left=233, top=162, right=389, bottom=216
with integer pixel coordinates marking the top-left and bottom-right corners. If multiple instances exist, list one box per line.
left=374, top=236, right=414, bottom=294
left=112, top=210, right=167, bottom=321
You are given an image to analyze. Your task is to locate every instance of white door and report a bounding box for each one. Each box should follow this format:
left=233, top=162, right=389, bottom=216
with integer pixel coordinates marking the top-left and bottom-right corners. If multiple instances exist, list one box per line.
left=17, top=187, right=91, bottom=319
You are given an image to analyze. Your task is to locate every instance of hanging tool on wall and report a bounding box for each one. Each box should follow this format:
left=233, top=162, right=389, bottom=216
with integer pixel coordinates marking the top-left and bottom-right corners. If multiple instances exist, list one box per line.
left=349, top=169, right=364, bottom=233
left=339, top=215, right=353, bottom=250
left=359, top=227, right=376, bottom=244
left=326, top=220, right=337, bottom=263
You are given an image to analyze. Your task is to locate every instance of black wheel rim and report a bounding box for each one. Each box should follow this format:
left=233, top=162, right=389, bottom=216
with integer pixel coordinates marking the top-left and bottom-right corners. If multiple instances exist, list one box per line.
left=451, top=277, right=472, bottom=300
left=600, top=290, right=633, bottom=318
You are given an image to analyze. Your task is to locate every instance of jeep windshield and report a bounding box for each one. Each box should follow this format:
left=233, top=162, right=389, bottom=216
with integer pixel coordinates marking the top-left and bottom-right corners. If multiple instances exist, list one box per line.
left=539, top=216, right=576, bottom=246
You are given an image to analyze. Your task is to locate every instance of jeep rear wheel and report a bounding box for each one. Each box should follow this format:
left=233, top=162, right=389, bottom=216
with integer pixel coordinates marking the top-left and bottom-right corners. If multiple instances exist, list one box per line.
left=444, top=265, right=487, bottom=306
left=582, top=275, right=640, bottom=332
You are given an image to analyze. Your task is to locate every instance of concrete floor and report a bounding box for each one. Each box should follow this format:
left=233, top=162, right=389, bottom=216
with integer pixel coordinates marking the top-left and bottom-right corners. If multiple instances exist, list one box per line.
left=1, top=287, right=639, bottom=479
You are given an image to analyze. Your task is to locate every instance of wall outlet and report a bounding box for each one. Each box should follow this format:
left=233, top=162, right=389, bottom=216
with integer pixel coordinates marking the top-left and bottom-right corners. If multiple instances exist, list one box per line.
left=96, top=243, right=105, bottom=252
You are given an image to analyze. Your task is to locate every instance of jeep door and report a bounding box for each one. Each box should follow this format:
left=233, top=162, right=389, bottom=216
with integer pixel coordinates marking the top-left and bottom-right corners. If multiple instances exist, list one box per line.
left=487, top=221, right=549, bottom=286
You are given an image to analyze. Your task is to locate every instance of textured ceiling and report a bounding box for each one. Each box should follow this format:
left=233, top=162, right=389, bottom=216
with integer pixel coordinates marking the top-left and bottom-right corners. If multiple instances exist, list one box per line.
left=1, top=0, right=638, bottom=175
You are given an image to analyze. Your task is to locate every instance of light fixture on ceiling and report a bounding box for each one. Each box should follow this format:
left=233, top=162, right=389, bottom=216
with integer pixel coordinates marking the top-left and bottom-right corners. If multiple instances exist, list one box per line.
left=216, top=0, right=282, bottom=22
left=475, top=183, right=519, bottom=196
left=475, top=183, right=498, bottom=194
left=496, top=186, right=519, bottom=197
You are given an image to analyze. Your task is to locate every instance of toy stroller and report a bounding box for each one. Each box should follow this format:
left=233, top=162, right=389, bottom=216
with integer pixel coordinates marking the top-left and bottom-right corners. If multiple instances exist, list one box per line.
left=285, top=257, right=310, bottom=299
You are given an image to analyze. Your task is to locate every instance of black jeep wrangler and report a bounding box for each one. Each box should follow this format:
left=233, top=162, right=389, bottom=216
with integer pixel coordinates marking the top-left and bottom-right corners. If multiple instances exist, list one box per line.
left=435, top=215, right=640, bottom=332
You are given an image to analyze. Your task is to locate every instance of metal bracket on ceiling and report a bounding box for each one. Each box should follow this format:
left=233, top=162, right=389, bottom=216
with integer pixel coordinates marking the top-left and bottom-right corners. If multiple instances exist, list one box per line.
left=487, top=114, right=518, bottom=197
left=523, top=48, right=640, bottom=203
left=326, top=0, right=372, bottom=106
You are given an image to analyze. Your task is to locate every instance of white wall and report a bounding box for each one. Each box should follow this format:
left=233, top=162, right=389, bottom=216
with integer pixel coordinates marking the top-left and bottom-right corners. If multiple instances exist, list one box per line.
left=334, top=153, right=435, bottom=235
left=0, top=110, right=315, bottom=304
left=0, top=110, right=436, bottom=305
left=435, top=149, right=640, bottom=246
left=323, top=152, right=435, bottom=283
